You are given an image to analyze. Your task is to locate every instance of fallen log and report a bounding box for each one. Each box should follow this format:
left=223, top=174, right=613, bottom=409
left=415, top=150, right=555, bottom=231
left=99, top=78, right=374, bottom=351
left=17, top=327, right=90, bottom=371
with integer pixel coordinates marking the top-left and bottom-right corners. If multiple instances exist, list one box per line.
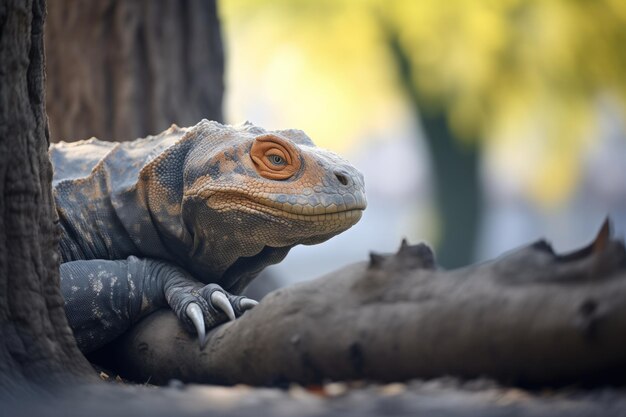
left=104, top=220, right=626, bottom=386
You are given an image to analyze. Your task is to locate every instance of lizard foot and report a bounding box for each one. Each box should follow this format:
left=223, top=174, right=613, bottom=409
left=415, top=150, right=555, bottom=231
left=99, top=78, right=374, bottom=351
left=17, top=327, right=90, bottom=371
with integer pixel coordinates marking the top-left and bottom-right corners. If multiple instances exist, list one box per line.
left=183, top=284, right=258, bottom=349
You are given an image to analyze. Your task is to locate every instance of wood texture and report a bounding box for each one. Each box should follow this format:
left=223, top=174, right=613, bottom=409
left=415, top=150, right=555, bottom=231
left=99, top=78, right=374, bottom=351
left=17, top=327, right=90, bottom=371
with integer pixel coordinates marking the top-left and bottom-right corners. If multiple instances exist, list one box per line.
left=0, top=0, right=95, bottom=396
left=45, top=0, right=224, bottom=143
left=108, top=222, right=626, bottom=386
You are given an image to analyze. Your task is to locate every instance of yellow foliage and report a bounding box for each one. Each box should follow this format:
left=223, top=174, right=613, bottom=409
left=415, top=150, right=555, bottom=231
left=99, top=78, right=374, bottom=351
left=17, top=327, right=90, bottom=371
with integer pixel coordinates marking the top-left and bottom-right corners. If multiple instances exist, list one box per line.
left=220, top=0, right=626, bottom=205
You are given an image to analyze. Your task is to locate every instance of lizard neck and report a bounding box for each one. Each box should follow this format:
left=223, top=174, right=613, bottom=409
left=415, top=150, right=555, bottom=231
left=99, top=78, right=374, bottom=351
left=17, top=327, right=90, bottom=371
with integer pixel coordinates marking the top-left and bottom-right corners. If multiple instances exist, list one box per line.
left=111, top=135, right=194, bottom=266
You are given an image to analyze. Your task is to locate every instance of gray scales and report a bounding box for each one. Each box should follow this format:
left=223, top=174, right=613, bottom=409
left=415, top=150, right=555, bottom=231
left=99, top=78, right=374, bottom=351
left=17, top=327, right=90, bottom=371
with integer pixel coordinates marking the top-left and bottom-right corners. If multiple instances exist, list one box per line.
left=51, top=120, right=366, bottom=353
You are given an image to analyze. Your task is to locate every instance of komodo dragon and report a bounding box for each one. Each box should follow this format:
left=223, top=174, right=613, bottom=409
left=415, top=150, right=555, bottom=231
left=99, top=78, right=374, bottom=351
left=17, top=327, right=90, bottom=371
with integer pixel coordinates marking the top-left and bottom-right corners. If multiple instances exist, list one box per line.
left=51, top=120, right=366, bottom=353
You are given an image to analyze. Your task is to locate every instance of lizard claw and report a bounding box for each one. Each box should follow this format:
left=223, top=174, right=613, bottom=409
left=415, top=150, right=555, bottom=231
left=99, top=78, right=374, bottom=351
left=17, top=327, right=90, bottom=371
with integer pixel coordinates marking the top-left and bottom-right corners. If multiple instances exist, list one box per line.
left=172, top=284, right=254, bottom=348
left=210, top=291, right=236, bottom=321
left=239, top=298, right=259, bottom=311
left=185, top=302, right=206, bottom=349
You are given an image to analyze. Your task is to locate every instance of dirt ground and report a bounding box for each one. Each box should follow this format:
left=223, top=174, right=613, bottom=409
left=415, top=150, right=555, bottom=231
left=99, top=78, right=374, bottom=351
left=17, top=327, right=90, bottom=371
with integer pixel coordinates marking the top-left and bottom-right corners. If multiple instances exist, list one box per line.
left=5, top=377, right=626, bottom=417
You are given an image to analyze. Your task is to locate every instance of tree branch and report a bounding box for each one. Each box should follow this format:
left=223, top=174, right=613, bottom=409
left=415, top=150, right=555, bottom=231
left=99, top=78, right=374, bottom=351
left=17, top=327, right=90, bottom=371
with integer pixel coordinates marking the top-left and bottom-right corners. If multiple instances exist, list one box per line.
left=106, top=220, right=626, bottom=386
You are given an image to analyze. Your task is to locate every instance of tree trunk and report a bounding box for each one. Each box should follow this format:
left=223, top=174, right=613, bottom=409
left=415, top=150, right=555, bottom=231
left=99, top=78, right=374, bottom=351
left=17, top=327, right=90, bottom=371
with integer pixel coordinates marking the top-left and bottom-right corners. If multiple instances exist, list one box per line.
left=0, top=0, right=95, bottom=396
left=45, top=0, right=224, bottom=143
left=383, top=21, right=482, bottom=269
left=107, top=222, right=626, bottom=387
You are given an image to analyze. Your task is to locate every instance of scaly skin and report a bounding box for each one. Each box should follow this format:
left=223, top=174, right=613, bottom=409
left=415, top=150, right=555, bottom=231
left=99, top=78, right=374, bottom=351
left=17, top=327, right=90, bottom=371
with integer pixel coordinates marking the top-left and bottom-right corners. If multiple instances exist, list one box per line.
left=51, top=120, right=366, bottom=352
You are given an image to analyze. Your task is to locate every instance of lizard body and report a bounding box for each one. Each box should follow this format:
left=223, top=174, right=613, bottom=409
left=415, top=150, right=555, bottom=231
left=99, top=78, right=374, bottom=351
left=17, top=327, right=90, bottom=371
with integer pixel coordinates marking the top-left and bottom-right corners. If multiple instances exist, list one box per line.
left=51, top=120, right=366, bottom=352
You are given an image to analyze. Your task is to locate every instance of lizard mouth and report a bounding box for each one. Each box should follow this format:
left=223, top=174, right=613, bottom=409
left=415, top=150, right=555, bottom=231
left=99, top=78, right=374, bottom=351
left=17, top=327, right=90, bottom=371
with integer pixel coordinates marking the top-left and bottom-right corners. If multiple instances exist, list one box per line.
left=187, top=190, right=366, bottom=223
left=243, top=193, right=366, bottom=221
left=243, top=200, right=365, bottom=222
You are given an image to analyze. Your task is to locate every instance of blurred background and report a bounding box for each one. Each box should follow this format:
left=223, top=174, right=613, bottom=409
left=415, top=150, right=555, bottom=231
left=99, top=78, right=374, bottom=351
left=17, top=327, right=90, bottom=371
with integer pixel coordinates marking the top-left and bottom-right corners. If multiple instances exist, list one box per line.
left=219, top=0, right=626, bottom=284
left=45, top=0, right=626, bottom=286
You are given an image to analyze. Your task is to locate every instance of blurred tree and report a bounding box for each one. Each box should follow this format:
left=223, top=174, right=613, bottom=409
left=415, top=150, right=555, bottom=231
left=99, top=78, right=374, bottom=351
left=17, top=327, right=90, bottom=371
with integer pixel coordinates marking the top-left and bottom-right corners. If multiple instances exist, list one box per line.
left=382, top=20, right=481, bottom=268
left=222, top=0, right=626, bottom=267
left=0, top=0, right=95, bottom=395
left=45, top=0, right=224, bottom=142
left=381, top=0, right=626, bottom=205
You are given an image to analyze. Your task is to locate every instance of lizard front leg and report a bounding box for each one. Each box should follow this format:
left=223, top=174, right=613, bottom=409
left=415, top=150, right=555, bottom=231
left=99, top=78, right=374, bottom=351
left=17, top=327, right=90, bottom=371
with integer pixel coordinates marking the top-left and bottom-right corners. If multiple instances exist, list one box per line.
left=60, top=256, right=257, bottom=353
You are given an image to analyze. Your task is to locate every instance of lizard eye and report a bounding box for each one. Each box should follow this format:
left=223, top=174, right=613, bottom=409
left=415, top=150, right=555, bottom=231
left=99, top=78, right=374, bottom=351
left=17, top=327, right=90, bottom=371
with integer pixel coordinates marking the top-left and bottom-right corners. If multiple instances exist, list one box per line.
left=251, top=134, right=301, bottom=180
left=268, top=154, right=286, bottom=166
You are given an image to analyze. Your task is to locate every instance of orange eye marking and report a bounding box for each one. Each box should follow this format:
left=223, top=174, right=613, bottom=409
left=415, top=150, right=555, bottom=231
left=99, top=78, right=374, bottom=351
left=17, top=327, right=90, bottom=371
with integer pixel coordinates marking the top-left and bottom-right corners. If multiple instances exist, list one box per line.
left=250, top=134, right=301, bottom=180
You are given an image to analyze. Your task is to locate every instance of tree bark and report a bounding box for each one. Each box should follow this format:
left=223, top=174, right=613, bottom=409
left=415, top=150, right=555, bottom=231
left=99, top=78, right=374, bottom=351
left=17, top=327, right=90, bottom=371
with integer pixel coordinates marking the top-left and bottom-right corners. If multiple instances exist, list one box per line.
left=107, top=221, right=626, bottom=387
left=45, top=0, right=224, bottom=143
left=0, top=0, right=95, bottom=396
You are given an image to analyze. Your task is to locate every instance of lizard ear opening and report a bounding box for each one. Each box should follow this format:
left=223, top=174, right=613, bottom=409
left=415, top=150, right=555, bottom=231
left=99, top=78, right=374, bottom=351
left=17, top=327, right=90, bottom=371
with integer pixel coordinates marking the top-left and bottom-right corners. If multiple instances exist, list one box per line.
left=250, top=134, right=301, bottom=180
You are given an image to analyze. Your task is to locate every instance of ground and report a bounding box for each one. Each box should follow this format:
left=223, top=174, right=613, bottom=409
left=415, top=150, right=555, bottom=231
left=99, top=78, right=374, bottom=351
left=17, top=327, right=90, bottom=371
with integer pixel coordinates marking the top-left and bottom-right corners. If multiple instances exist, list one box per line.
left=7, top=377, right=626, bottom=416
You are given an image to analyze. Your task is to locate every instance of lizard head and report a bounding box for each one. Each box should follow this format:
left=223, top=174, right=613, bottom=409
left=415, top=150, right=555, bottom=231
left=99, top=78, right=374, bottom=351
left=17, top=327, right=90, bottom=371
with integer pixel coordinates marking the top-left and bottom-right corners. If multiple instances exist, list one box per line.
left=180, top=121, right=366, bottom=271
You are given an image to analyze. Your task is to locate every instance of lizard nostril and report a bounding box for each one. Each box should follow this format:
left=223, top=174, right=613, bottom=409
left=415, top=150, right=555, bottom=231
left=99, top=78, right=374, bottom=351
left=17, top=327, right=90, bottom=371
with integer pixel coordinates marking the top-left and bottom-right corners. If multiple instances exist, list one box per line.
left=335, top=172, right=349, bottom=186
